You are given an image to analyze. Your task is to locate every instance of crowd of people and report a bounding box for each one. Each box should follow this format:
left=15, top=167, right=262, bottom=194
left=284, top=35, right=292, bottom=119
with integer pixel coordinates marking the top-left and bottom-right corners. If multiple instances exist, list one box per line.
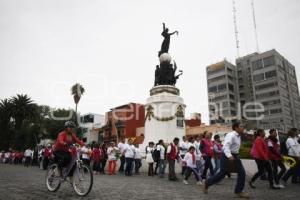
left=1, top=122, right=300, bottom=199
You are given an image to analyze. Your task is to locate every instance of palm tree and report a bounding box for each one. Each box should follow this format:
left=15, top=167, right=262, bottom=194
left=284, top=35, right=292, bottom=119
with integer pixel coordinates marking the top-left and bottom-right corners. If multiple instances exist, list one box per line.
left=71, top=83, right=85, bottom=123
left=11, top=94, right=38, bottom=130
left=0, top=99, right=14, bottom=149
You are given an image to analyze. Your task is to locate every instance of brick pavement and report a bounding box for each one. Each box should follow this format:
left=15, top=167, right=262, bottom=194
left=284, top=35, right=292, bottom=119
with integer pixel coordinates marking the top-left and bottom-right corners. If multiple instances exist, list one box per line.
left=0, top=164, right=298, bottom=200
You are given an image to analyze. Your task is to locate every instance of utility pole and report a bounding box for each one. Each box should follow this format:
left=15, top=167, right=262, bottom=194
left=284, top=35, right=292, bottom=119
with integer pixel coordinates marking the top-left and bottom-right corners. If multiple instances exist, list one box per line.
left=251, top=0, right=260, bottom=52
left=232, top=0, right=240, bottom=58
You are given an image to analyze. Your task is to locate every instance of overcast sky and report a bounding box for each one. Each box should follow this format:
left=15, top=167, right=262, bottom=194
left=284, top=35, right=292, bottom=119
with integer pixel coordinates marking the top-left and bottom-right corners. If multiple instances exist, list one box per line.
left=1, top=0, right=300, bottom=124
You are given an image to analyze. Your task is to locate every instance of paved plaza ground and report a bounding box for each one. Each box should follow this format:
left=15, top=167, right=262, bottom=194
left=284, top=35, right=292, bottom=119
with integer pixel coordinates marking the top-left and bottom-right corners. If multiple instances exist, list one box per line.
left=0, top=164, right=298, bottom=200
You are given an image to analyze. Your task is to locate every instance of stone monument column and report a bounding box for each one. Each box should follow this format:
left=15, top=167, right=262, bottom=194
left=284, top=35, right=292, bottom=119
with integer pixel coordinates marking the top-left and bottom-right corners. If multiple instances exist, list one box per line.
left=141, top=23, right=185, bottom=150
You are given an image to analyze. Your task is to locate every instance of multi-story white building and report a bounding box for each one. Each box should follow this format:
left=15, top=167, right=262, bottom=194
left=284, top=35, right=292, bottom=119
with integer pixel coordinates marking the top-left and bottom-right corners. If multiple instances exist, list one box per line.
left=206, top=60, right=239, bottom=125
left=207, top=49, right=300, bottom=132
left=79, top=113, right=105, bottom=144
left=236, top=49, right=300, bottom=131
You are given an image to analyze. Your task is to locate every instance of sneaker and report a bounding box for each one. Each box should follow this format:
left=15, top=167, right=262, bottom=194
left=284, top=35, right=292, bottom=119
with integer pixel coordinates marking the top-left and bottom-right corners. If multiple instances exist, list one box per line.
left=270, top=185, right=280, bottom=190
left=196, top=181, right=203, bottom=186
left=248, top=181, right=256, bottom=189
left=183, top=180, right=189, bottom=185
left=280, top=180, right=287, bottom=187
left=277, top=184, right=285, bottom=189
left=235, top=192, right=250, bottom=199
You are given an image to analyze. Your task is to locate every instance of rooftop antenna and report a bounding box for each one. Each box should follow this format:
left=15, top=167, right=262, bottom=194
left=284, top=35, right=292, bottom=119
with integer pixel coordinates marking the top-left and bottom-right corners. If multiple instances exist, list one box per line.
left=232, top=0, right=240, bottom=58
left=251, top=0, right=260, bottom=52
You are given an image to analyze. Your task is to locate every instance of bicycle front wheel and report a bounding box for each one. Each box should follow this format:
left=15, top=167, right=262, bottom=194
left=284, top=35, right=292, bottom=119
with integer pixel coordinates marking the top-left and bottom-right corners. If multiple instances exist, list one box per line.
left=72, top=164, right=93, bottom=196
left=45, top=164, right=61, bottom=192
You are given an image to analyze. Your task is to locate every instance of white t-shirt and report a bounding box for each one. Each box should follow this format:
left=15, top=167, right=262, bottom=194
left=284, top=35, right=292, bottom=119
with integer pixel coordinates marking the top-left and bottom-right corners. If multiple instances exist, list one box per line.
left=223, top=131, right=241, bottom=158
left=81, top=146, right=91, bottom=159
left=156, top=144, right=165, bottom=160
left=183, top=152, right=197, bottom=168
left=124, top=144, right=135, bottom=158
left=180, top=141, right=189, bottom=156
left=195, top=141, right=201, bottom=156
left=286, top=137, right=300, bottom=157
left=24, top=149, right=32, bottom=157
left=145, top=146, right=154, bottom=163
left=107, top=147, right=119, bottom=161
left=134, top=148, right=142, bottom=159
left=118, top=142, right=125, bottom=155
left=5, top=152, right=11, bottom=158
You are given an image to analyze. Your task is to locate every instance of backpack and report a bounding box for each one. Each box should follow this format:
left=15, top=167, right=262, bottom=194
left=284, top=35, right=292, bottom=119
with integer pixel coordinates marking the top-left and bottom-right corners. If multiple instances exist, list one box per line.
left=280, top=138, right=288, bottom=156
left=152, top=149, right=161, bottom=162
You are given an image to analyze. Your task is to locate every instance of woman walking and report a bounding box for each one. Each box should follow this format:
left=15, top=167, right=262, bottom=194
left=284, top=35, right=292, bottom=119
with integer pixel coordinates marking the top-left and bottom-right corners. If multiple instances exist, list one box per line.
left=249, top=129, right=279, bottom=189
left=201, top=132, right=215, bottom=180
left=267, top=129, right=286, bottom=188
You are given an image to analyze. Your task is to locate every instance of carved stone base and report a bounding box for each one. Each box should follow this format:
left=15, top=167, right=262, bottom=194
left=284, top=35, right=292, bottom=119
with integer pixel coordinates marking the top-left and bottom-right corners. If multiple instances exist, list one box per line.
left=150, top=85, right=180, bottom=96
left=141, top=85, right=186, bottom=151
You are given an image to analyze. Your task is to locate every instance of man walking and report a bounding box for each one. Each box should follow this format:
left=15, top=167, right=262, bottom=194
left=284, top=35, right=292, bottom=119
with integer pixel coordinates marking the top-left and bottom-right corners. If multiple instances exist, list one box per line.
left=118, top=138, right=126, bottom=173
left=157, top=139, right=166, bottom=178
left=203, top=122, right=250, bottom=199
left=167, top=137, right=179, bottom=181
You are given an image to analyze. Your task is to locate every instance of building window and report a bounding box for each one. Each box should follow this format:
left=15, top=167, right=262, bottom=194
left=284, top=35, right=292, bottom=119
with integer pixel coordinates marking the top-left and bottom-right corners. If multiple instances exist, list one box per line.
left=213, top=95, right=228, bottom=101
left=228, top=84, right=234, bottom=92
left=255, top=82, right=278, bottom=91
left=177, top=119, right=184, bottom=127
left=218, top=84, right=227, bottom=92
left=256, top=90, right=280, bottom=99
left=263, top=56, right=275, bottom=67
left=252, top=60, right=263, bottom=71
left=229, top=94, right=235, bottom=100
left=209, top=86, right=217, bottom=93
left=83, top=114, right=94, bottom=123
left=265, top=70, right=277, bottom=79
left=207, top=75, right=226, bottom=84
left=222, top=110, right=229, bottom=116
left=270, top=108, right=282, bottom=115
left=262, top=99, right=281, bottom=106
left=253, top=73, right=264, bottom=82
left=223, top=101, right=229, bottom=108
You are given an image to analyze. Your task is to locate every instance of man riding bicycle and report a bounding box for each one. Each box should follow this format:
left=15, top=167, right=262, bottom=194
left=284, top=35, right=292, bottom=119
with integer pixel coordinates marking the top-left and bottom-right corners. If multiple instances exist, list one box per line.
left=46, top=121, right=93, bottom=196
left=53, top=121, right=85, bottom=175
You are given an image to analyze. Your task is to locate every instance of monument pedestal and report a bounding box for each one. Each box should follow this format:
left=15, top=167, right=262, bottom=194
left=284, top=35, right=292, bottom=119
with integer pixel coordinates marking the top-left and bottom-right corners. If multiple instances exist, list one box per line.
left=141, top=85, right=186, bottom=151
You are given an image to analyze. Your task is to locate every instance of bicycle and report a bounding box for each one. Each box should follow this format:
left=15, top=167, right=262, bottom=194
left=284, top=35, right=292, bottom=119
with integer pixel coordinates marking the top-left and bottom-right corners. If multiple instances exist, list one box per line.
left=45, top=146, right=93, bottom=196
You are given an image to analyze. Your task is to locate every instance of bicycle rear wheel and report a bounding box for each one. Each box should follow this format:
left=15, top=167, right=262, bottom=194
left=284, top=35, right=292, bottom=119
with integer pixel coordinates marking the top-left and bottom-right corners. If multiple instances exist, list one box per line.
left=45, top=164, right=61, bottom=192
left=72, top=164, right=93, bottom=196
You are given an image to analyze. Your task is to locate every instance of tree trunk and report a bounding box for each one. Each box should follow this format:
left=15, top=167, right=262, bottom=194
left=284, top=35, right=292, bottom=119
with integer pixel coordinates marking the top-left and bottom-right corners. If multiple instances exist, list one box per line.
left=75, top=103, right=78, bottom=125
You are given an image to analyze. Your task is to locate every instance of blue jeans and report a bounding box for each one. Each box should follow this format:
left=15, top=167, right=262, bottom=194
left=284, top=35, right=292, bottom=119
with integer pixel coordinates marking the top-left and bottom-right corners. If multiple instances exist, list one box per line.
left=202, top=156, right=214, bottom=179
left=159, top=159, right=166, bottom=176
left=214, top=158, right=220, bottom=174
left=125, top=157, right=134, bottom=175
left=207, top=153, right=245, bottom=194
